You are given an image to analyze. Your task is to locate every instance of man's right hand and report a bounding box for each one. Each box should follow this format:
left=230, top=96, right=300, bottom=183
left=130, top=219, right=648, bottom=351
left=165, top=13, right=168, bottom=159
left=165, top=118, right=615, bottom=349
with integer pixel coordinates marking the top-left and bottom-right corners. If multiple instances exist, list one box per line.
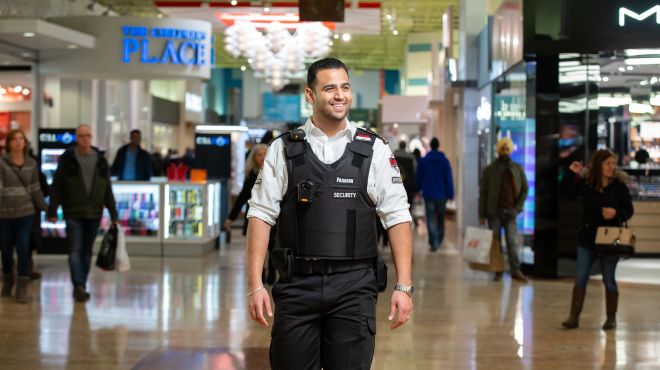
left=479, top=219, right=485, bottom=225
left=248, top=286, right=273, bottom=327
left=569, top=161, right=584, bottom=174
left=47, top=217, right=58, bottom=223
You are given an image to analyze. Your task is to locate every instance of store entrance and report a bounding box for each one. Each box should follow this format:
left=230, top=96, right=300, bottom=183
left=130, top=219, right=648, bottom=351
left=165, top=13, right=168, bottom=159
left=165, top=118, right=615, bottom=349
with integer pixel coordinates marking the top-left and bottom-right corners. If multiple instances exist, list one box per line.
left=558, top=49, right=660, bottom=284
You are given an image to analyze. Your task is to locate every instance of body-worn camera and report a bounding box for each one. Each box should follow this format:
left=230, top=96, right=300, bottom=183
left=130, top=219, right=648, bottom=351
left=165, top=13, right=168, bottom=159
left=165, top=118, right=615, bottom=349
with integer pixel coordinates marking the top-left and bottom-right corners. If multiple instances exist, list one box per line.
left=297, top=180, right=314, bottom=203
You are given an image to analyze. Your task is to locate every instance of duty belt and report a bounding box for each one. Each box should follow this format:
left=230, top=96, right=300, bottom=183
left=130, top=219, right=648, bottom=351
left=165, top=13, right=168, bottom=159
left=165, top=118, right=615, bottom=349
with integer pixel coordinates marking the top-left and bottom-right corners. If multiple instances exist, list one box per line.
left=293, top=258, right=373, bottom=275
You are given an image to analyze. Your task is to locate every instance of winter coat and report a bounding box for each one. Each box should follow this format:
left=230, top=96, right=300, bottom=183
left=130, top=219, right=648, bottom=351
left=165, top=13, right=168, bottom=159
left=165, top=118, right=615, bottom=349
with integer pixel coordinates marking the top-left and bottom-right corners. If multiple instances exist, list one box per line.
left=111, top=144, right=152, bottom=181
left=558, top=167, right=634, bottom=249
left=479, top=158, right=528, bottom=219
left=414, top=150, right=454, bottom=200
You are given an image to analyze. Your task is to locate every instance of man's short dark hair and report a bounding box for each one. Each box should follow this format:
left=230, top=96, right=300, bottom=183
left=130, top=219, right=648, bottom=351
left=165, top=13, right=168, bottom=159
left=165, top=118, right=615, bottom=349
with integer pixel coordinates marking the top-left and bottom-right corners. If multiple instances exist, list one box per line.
left=398, top=141, right=406, bottom=149
left=430, top=138, right=440, bottom=150
left=130, top=130, right=141, bottom=137
left=307, top=58, right=349, bottom=91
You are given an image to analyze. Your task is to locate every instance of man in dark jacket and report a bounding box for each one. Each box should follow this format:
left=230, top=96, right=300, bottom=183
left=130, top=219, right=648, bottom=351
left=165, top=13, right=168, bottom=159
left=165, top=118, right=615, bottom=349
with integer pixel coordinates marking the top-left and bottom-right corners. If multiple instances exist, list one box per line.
left=415, top=137, right=454, bottom=251
left=111, top=130, right=152, bottom=181
left=478, top=137, right=529, bottom=282
left=47, top=125, right=118, bottom=302
left=394, top=141, right=417, bottom=206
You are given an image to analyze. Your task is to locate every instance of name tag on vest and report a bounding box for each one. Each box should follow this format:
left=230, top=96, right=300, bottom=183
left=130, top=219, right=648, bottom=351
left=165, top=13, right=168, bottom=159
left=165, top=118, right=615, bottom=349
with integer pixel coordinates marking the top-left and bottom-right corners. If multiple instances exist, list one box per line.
left=334, top=176, right=355, bottom=185
left=333, top=192, right=357, bottom=199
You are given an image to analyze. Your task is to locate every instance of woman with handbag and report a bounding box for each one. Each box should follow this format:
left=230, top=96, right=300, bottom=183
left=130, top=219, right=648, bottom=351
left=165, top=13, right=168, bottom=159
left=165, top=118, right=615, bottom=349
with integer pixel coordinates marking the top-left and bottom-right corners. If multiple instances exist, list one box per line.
left=558, top=149, right=634, bottom=330
left=0, top=129, right=48, bottom=303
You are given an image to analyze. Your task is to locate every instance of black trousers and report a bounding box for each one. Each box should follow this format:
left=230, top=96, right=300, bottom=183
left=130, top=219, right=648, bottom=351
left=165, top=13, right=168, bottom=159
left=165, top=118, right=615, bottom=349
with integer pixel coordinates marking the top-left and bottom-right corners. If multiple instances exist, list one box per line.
left=270, top=268, right=378, bottom=370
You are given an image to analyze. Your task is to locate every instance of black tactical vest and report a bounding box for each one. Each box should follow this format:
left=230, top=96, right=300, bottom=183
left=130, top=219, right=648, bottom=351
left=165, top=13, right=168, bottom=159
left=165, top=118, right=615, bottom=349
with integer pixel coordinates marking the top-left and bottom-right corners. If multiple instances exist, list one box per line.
left=276, top=129, right=379, bottom=260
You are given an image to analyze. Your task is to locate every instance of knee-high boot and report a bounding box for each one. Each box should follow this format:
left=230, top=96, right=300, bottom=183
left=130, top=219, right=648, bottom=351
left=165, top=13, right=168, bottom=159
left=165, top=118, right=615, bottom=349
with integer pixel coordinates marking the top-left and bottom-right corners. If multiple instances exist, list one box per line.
left=602, top=290, right=618, bottom=330
left=562, top=287, right=586, bottom=329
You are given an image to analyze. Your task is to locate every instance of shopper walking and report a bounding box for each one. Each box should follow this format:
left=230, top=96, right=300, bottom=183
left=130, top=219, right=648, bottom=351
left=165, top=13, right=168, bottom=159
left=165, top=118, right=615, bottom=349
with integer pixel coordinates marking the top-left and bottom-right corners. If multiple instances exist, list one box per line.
left=111, top=130, right=152, bottom=181
left=0, top=129, right=48, bottom=303
left=558, top=149, right=633, bottom=330
left=394, top=141, right=417, bottom=207
left=415, top=137, right=454, bottom=251
left=151, top=148, right=164, bottom=177
left=224, top=144, right=277, bottom=284
left=479, top=137, right=529, bottom=282
left=47, top=125, right=118, bottom=302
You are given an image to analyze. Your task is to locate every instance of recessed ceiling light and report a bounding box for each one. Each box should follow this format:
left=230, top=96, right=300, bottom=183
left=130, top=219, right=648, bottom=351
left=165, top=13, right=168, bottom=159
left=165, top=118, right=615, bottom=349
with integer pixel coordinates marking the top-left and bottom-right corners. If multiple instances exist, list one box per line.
left=23, top=32, right=35, bottom=37
left=68, top=44, right=78, bottom=49
left=22, top=88, right=30, bottom=95
left=0, top=89, right=6, bottom=94
left=386, top=14, right=392, bottom=19
left=619, top=67, right=625, bottom=72
left=627, top=66, right=634, bottom=70
left=247, top=58, right=253, bottom=63
left=241, top=66, right=246, bottom=71
left=264, top=7, right=270, bottom=12
left=334, top=34, right=339, bottom=39
left=328, top=41, right=333, bottom=46
left=342, top=33, right=351, bottom=41
left=231, top=0, right=237, bottom=4
left=14, top=86, right=22, bottom=93
left=602, top=77, right=610, bottom=82
left=393, top=30, right=398, bottom=35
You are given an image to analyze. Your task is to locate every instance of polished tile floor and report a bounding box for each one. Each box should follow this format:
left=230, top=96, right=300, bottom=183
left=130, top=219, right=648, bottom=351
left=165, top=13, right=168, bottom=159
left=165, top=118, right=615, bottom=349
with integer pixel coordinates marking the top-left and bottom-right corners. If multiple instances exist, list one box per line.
left=1, top=220, right=659, bottom=369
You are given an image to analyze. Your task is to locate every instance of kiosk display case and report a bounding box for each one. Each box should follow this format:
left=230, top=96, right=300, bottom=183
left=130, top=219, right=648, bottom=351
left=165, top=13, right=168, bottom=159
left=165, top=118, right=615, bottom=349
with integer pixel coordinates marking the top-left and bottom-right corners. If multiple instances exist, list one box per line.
left=163, top=181, right=221, bottom=256
left=98, top=182, right=163, bottom=256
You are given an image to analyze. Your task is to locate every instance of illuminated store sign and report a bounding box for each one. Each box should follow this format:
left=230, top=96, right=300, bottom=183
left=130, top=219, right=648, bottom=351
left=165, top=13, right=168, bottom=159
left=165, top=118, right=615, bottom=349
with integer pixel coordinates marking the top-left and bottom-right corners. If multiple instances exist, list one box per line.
left=185, top=92, right=203, bottom=112
left=39, top=132, right=76, bottom=144
left=619, top=6, right=660, bottom=26
left=196, top=136, right=229, bottom=147
left=122, top=26, right=208, bottom=65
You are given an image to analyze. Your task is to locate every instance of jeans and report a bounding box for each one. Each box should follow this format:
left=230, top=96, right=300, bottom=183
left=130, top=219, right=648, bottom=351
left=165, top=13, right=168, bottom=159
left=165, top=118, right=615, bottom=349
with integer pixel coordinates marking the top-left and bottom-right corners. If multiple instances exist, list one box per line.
left=0, top=215, right=33, bottom=277
left=66, top=219, right=101, bottom=288
left=488, top=209, right=521, bottom=275
left=425, top=198, right=447, bottom=249
left=574, top=246, right=619, bottom=292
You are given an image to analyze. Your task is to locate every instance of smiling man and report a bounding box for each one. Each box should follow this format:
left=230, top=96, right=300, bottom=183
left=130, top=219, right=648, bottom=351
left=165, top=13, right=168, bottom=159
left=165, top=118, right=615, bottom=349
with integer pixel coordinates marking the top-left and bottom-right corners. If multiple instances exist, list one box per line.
left=245, top=58, right=413, bottom=370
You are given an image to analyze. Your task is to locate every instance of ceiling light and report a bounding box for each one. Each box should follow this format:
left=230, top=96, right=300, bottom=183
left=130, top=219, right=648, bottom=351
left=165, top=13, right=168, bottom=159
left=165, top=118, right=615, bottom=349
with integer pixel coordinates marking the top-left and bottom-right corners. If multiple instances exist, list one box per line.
left=629, top=103, right=654, bottom=114
left=559, top=61, right=580, bottom=67
left=625, top=57, right=660, bottom=65
left=393, top=123, right=399, bottom=128
left=598, top=97, right=632, bottom=107
left=241, top=66, right=246, bottom=71
left=0, top=89, right=6, bottom=94
left=328, top=41, right=333, bottom=46
left=23, top=32, right=35, bottom=37
left=247, top=58, right=253, bottom=63
left=157, top=13, right=163, bottom=18
left=14, top=86, right=22, bottom=93
left=342, top=33, right=351, bottom=41
left=641, top=80, right=649, bottom=85
left=231, top=0, right=237, bottom=4
left=619, top=67, right=625, bottom=72
left=22, top=88, right=30, bottom=95
left=334, top=34, right=339, bottom=39
left=196, top=125, right=248, bottom=132
left=393, top=30, right=398, bottom=35
left=652, top=77, right=659, bottom=84
left=602, top=77, right=610, bottom=82
left=627, top=66, right=634, bottom=70
left=625, top=49, right=660, bottom=56
left=651, top=96, right=660, bottom=106
left=68, top=44, right=78, bottom=49
left=264, top=5, right=270, bottom=12
left=386, top=14, right=392, bottom=19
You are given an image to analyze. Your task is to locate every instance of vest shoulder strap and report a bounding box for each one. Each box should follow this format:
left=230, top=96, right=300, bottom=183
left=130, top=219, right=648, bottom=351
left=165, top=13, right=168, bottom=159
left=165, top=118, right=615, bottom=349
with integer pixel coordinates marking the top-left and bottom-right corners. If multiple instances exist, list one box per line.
left=349, top=129, right=377, bottom=158
left=280, top=133, right=308, bottom=158
left=357, top=126, right=388, bottom=145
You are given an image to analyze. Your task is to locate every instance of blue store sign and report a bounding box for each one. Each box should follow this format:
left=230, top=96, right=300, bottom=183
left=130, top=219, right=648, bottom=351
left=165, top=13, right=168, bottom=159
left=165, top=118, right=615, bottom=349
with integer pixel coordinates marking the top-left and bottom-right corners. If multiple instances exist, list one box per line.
left=121, top=26, right=209, bottom=66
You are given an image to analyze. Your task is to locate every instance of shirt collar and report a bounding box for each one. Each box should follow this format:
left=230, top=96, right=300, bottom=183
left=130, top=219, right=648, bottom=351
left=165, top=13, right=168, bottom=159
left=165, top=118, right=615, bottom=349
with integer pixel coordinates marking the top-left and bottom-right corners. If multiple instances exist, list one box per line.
left=303, top=117, right=356, bottom=141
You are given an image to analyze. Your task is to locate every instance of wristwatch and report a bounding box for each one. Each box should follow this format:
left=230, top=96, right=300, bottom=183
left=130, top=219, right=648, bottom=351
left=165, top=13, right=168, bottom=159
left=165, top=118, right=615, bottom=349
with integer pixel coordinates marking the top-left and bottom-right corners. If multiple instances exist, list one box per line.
left=394, top=284, right=414, bottom=297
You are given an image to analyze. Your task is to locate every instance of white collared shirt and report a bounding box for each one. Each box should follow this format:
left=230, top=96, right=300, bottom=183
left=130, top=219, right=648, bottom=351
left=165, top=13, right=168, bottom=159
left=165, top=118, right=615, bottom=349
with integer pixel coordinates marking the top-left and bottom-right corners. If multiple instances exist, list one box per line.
left=247, top=118, right=411, bottom=229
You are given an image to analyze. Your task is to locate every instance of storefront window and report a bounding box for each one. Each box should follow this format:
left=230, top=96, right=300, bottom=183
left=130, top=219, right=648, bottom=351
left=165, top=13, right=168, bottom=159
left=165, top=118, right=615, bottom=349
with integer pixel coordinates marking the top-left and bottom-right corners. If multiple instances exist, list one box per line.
left=493, top=62, right=535, bottom=264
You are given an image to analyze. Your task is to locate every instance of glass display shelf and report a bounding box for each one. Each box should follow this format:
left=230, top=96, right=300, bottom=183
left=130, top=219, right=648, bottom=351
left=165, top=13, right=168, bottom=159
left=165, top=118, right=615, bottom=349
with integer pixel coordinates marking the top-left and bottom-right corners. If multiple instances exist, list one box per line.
left=100, top=183, right=161, bottom=237
left=166, top=185, right=204, bottom=239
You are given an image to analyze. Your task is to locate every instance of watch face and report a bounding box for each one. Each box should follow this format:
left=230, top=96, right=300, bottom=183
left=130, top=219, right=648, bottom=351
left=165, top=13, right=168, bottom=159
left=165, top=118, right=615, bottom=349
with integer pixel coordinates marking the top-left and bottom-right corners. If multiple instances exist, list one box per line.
left=409, top=286, right=414, bottom=296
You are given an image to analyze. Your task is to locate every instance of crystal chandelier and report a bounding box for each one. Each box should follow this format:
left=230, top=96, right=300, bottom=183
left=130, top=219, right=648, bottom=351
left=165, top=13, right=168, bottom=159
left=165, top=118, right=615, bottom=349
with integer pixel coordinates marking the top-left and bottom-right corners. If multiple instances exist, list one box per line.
left=224, top=21, right=332, bottom=91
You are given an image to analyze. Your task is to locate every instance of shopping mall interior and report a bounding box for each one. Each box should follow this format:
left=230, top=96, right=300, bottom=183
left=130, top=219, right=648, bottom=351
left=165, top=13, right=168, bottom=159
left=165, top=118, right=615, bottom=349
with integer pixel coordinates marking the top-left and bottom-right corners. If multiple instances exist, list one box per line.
left=0, top=0, right=660, bottom=369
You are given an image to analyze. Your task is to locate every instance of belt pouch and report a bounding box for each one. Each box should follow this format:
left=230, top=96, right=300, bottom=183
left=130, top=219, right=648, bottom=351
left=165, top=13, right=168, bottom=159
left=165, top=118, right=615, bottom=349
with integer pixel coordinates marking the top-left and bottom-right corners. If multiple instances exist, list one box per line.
left=271, top=248, right=293, bottom=282
left=373, top=251, right=388, bottom=293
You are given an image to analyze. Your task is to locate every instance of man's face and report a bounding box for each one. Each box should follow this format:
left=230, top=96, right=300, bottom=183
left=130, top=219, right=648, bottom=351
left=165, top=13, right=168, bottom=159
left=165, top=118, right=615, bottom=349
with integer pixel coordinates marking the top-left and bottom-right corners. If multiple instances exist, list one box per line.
left=305, top=68, right=352, bottom=122
left=130, top=132, right=141, bottom=147
left=498, top=143, right=511, bottom=160
left=76, top=126, right=93, bottom=149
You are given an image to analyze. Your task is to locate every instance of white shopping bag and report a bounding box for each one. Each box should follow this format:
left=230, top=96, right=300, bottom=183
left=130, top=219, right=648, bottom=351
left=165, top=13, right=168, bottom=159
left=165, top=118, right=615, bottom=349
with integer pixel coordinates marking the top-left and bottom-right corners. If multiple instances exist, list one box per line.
left=411, top=195, right=425, bottom=218
left=115, top=225, right=131, bottom=273
left=462, top=226, right=494, bottom=265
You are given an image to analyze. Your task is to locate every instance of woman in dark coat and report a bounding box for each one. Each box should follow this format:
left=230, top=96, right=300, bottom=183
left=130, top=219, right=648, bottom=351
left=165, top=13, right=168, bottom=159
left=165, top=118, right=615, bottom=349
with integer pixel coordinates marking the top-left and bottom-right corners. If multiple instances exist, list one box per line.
left=558, top=149, right=634, bottom=330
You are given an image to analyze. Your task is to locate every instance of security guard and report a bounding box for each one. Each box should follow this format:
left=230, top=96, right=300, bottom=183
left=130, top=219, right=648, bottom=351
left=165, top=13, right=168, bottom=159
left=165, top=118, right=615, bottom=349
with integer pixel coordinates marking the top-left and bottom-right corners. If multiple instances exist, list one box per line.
left=246, top=58, right=413, bottom=370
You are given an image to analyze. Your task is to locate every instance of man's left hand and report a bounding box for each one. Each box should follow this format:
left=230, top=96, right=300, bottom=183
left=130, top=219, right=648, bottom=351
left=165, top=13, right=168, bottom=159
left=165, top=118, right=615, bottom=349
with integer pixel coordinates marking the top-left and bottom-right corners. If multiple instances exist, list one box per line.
left=389, top=290, right=412, bottom=330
